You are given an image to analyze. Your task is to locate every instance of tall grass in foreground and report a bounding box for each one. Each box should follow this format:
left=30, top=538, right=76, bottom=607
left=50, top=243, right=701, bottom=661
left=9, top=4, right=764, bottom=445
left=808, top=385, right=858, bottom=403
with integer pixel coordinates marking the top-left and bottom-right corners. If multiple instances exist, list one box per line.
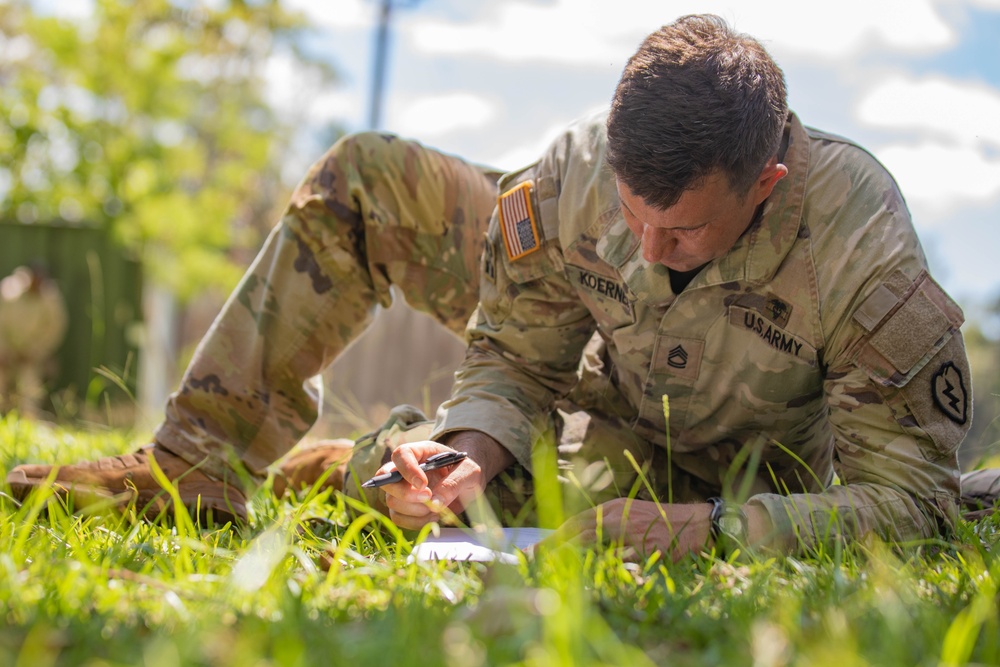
left=2, top=414, right=999, bottom=666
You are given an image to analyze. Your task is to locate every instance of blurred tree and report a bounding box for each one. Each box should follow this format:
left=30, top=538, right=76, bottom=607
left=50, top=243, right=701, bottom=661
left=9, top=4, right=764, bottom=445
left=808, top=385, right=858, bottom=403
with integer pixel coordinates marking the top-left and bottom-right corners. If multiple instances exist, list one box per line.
left=0, top=0, right=337, bottom=300
left=961, top=321, right=1000, bottom=467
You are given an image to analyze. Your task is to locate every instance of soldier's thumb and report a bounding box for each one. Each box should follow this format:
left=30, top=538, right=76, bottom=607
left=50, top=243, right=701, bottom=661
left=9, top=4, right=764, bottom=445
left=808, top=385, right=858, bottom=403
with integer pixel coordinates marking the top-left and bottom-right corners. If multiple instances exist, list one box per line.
left=430, top=474, right=479, bottom=515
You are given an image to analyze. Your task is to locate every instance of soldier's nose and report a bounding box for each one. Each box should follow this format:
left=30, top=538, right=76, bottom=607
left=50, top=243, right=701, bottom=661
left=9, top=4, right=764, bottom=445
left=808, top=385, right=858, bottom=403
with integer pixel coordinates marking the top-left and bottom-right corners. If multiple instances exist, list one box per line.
left=641, top=227, right=674, bottom=264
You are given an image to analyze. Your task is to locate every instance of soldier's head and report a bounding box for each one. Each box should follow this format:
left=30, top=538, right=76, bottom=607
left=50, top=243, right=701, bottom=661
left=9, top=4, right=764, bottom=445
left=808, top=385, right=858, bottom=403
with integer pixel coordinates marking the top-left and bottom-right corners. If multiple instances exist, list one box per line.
left=607, top=15, right=789, bottom=271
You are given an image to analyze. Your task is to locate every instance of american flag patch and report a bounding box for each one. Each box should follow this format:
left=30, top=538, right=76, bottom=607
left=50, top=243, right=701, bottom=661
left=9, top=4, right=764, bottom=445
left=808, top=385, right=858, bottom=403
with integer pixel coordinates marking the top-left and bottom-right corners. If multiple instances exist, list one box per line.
left=498, top=181, right=540, bottom=261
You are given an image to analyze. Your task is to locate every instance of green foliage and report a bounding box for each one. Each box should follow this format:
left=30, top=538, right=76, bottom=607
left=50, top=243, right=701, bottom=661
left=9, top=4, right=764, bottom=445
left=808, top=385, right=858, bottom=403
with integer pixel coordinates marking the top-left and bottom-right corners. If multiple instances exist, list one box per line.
left=0, top=0, right=337, bottom=300
left=3, top=416, right=1000, bottom=666
left=960, top=322, right=1000, bottom=466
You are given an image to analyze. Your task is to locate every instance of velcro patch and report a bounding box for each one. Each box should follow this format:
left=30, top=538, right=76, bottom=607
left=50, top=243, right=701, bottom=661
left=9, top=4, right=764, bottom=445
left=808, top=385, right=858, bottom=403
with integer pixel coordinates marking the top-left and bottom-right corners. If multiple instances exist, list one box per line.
left=853, top=271, right=964, bottom=387
left=870, top=287, right=949, bottom=373
left=854, top=284, right=898, bottom=332
left=498, top=181, right=541, bottom=261
left=654, top=336, right=704, bottom=381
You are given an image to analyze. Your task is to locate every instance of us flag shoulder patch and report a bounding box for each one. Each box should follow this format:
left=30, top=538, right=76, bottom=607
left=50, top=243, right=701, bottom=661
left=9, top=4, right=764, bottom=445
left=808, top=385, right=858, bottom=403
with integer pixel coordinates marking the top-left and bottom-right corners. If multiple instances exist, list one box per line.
left=498, top=181, right=541, bottom=261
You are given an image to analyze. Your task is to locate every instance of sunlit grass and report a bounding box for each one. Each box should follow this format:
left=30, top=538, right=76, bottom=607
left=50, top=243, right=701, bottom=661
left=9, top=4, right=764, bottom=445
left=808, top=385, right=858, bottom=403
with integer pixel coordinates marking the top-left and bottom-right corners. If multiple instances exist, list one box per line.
left=2, top=415, right=999, bottom=666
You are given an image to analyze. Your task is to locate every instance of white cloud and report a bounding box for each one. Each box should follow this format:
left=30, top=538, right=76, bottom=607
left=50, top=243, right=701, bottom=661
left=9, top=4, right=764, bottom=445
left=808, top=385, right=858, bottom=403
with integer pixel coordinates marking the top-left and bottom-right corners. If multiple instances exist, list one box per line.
left=409, top=1, right=633, bottom=66
left=857, top=75, right=1000, bottom=148
left=263, top=51, right=305, bottom=114
left=408, top=0, right=955, bottom=66
left=844, top=74, right=1000, bottom=226
left=487, top=122, right=567, bottom=172
left=283, top=0, right=374, bottom=30
left=264, top=50, right=362, bottom=127
left=306, top=90, right=362, bottom=126
left=875, top=143, right=1000, bottom=218
left=388, top=93, right=496, bottom=138
left=741, top=0, right=954, bottom=58
left=483, top=105, right=609, bottom=171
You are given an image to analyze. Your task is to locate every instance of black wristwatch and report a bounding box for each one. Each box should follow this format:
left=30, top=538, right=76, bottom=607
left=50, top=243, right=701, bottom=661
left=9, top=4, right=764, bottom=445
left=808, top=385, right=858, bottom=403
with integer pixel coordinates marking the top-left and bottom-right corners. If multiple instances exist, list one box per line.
left=708, top=497, right=748, bottom=555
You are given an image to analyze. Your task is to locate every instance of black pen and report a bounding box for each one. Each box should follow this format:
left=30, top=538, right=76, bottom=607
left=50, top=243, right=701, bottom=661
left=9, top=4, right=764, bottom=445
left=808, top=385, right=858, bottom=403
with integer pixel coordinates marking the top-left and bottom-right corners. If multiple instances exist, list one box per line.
left=360, top=450, right=469, bottom=489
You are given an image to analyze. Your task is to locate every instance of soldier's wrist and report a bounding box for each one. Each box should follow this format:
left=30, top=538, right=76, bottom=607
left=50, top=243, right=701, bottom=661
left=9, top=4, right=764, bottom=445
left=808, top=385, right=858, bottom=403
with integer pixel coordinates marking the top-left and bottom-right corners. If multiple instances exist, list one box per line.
left=437, top=430, right=514, bottom=483
left=706, top=500, right=774, bottom=556
left=744, top=504, right=774, bottom=549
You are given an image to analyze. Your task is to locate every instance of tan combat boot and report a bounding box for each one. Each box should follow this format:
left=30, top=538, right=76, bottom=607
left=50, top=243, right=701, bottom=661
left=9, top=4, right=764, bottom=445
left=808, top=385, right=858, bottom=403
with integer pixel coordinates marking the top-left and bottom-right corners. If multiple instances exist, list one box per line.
left=5, top=445, right=247, bottom=524
left=272, top=439, right=355, bottom=498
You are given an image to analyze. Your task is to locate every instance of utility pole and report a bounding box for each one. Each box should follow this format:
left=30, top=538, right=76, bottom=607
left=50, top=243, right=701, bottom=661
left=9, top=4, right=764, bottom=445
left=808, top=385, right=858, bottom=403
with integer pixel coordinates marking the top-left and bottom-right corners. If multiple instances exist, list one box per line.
left=368, top=0, right=420, bottom=130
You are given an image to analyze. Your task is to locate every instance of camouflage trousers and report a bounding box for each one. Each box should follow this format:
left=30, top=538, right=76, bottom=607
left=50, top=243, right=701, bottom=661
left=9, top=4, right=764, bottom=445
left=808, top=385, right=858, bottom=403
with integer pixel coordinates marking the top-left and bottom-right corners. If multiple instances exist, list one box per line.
left=154, top=133, right=499, bottom=480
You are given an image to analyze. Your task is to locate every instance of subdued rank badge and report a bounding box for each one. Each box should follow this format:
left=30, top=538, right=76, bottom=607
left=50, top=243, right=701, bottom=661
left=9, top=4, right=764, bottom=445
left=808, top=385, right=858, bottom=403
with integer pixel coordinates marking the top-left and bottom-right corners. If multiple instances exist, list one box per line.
left=498, top=181, right=541, bottom=261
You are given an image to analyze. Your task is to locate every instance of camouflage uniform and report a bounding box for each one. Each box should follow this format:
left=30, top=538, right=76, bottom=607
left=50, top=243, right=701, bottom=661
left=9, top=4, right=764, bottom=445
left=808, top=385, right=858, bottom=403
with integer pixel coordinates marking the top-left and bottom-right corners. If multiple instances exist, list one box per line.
left=153, top=133, right=499, bottom=481
left=432, top=111, right=972, bottom=552
left=9, top=114, right=994, bottom=536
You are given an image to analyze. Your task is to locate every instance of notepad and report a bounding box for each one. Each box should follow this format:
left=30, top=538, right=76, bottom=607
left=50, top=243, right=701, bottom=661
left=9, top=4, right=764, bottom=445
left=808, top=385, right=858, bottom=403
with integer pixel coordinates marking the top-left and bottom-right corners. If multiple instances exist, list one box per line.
left=411, top=527, right=553, bottom=564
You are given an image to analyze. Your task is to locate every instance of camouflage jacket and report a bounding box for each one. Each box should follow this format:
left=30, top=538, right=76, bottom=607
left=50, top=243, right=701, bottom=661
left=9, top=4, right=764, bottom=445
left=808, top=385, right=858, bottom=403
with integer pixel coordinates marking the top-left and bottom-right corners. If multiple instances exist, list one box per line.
left=434, top=111, right=971, bottom=552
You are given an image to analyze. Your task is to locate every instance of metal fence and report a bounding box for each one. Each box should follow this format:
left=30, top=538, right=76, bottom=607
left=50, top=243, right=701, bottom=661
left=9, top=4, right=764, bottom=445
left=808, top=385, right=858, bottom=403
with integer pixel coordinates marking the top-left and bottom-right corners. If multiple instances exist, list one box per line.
left=0, top=221, right=142, bottom=411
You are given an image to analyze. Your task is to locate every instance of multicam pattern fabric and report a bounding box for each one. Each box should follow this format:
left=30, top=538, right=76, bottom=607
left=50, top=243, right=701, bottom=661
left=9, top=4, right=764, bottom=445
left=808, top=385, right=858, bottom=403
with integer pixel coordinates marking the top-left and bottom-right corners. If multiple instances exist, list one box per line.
left=154, top=133, right=499, bottom=482
left=149, top=117, right=980, bottom=552
left=433, top=111, right=972, bottom=552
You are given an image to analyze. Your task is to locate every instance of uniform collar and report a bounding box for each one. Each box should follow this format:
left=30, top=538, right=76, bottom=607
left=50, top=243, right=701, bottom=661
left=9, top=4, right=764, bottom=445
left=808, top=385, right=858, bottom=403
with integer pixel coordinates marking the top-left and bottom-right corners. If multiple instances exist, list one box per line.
left=596, top=112, right=810, bottom=303
left=737, top=111, right=809, bottom=285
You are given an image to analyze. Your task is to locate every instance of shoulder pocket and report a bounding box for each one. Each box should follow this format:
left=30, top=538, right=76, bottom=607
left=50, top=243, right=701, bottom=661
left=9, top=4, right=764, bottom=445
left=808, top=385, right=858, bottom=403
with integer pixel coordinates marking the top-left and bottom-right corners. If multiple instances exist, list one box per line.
left=852, top=270, right=964, bottom=387
left=494, top=173, right=563, bottom=284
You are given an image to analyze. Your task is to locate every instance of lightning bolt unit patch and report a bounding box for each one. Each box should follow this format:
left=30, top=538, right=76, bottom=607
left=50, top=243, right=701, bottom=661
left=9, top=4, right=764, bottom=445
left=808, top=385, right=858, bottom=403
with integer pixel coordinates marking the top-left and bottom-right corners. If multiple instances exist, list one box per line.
left=931, top=361, right=968, bottom=424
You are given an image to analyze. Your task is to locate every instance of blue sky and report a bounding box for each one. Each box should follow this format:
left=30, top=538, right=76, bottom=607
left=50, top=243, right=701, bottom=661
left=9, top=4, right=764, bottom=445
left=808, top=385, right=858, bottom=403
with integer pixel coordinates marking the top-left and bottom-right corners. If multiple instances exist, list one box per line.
left=40, top=0, right=1000, bottom=325
left=272, top=0, right=1000, bottom=327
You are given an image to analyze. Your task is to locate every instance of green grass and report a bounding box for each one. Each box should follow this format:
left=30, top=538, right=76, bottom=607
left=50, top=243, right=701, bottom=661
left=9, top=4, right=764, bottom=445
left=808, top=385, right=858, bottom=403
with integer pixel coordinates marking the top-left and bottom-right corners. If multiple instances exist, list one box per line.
left=2, top=414, right=1000, bottom=666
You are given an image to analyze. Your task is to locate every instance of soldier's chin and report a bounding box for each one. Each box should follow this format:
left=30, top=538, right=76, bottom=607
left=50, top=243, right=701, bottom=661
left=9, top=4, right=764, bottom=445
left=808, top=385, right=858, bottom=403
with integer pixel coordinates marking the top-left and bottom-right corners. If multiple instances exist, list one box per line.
left=661, top=257, right=699, bottom=272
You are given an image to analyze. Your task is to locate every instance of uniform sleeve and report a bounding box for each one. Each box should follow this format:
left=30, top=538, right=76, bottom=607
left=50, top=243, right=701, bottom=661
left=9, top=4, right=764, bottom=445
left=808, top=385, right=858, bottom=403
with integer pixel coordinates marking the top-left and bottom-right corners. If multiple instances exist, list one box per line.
left=432, top=168, right=597, bottom=470
left=747, top=143, right=970, bottom=553
left=749, top=327, right=969, bottom=553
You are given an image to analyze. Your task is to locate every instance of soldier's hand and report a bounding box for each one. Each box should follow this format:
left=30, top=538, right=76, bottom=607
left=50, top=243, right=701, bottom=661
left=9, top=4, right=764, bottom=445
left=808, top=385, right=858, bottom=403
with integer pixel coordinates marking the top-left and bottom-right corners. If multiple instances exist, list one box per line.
left=548, top=498, right=714, bottom=561
left=548, top=498, right=773, bottom=560
left=377, top=441, right=487, bottom=530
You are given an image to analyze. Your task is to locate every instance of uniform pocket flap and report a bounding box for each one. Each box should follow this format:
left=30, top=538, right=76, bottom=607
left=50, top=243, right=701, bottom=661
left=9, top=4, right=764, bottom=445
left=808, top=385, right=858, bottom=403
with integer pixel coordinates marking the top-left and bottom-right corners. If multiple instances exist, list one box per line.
left=853, top=271, right=964, bottom=387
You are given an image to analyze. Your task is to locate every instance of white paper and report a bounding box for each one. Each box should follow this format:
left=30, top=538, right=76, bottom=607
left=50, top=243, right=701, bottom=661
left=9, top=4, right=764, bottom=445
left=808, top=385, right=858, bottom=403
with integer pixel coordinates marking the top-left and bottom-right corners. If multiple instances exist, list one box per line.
left=411, top=527, right=553, bottom=564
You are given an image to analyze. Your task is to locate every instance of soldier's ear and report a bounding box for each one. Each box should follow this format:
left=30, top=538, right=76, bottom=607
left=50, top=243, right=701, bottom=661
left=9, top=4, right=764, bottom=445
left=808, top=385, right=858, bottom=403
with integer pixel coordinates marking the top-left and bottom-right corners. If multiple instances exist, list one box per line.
left=751, top=159, right=788, bottom=206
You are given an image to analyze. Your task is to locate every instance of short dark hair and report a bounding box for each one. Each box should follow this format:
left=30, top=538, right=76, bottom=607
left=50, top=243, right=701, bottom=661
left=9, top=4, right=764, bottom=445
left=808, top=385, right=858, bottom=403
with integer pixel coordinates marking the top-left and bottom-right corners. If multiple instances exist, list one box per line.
left=606, top=15, right=787, bottom=209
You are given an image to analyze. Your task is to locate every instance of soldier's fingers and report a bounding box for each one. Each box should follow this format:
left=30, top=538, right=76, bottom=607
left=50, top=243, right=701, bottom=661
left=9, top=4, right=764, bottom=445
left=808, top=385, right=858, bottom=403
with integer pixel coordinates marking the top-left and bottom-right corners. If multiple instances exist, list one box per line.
left=535, top=523, right=596, bottom=555
left=546, top=509, right=595, bottom=544
left=389, top=447, right=428, bottom=490
left=567, top=529, right=598, bottom=547
left=384, top=493, right=437, bottom=518
left=422, top=459, right=487, bottom=517
left=380, top=476, right=433, bottom=503
left=390, top=441, right=454, bottom=490
left=389, top=508, right=439, bottom=531
left=389, top=507, right=441, bottom=530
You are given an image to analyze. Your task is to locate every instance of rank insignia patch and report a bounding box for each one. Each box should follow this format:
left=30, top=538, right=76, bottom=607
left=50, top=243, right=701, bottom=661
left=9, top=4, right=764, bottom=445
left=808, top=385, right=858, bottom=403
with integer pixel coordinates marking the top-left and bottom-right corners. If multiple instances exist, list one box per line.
left=655, top=336, right=703, bottom=381
left=498, top=181, right=541, bottom=261
left=667, top=345, right=689, bottom=369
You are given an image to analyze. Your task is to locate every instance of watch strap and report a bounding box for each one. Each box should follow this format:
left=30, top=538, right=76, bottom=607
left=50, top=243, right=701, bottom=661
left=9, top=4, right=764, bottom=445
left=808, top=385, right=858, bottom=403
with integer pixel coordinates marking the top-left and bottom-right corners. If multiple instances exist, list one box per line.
left=708, top=497, right=749, bottom=556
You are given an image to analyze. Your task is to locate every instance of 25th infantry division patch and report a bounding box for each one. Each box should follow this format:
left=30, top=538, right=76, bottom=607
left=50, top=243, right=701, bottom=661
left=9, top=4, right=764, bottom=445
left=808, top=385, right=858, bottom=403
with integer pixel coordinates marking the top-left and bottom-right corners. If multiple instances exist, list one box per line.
left=498, top=181, right=541, bottom=261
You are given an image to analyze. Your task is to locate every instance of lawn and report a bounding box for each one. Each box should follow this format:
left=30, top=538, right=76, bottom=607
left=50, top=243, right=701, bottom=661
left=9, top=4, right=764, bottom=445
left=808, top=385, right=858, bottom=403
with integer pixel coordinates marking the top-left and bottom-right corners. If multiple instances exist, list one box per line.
left=1, top=414, right=998, bottom=667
